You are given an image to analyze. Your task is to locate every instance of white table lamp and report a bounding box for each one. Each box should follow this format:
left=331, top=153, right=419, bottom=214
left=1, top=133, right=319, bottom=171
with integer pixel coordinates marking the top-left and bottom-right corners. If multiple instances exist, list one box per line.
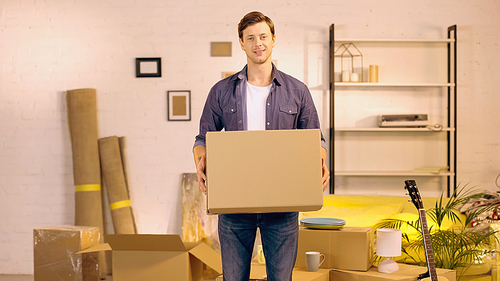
left=376, top=228, right=402, bottom=273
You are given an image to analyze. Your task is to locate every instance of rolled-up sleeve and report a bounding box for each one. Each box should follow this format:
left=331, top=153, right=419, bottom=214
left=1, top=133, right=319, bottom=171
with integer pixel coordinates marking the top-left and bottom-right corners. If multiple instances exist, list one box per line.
left=194, top=86, right=224, bottom=148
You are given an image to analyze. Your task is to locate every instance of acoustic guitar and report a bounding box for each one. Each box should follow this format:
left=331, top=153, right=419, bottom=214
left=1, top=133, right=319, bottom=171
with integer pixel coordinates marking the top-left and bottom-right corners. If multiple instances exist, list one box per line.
left=404, top=180, right=449, bottom=281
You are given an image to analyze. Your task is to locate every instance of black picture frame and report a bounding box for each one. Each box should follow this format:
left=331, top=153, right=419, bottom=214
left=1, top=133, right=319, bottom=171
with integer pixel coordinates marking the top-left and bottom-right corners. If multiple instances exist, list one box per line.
left=136, top=57, right=161, bottom=77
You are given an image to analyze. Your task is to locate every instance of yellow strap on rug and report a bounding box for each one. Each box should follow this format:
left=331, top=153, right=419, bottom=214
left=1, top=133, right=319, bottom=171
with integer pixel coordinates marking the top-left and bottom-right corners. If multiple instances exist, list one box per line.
left=75, top=184, right=101, bottom=192
left=110, top=200, right=131, bottom=210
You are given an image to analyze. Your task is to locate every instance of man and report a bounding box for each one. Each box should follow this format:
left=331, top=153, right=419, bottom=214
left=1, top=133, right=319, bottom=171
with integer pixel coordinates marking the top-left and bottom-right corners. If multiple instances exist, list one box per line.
left=193, top=11, right=329, bottom=281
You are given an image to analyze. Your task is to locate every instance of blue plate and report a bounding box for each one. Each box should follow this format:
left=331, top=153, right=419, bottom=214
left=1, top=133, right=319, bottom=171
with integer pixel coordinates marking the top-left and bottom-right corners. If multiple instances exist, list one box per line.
left=300, top=218, right=346, bottom=229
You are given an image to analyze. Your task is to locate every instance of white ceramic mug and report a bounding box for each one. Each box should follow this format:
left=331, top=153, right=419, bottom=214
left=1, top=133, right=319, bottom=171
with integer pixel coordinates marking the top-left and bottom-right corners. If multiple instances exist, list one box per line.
left=257, top=245, right=265, bottom=264
left=305, top=251, right=325, bottom=272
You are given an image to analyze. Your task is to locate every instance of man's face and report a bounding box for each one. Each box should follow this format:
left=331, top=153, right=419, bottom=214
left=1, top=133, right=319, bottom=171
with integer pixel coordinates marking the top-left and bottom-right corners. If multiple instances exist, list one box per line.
left=239, top=21, right=275, bottom=66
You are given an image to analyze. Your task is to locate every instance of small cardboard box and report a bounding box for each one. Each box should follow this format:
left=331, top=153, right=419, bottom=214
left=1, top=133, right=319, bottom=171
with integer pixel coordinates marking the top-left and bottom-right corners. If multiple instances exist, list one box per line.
left=216, top=261, right=330, bottom=281
left=79, top=234, right=222, bottom=281
left=296, top=227, right=374, bottom=271
left=330, top=263, right=456, bottom=281
left=33, top=225, right=100, bottom=281
left=206, top=129, right=323, bottom=214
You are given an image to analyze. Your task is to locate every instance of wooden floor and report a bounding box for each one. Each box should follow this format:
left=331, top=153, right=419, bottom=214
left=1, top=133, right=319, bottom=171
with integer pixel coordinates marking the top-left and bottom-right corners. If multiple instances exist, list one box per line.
left=0, top=275, right=217, bottom=281
left=0, top=275, right=114, bottom=281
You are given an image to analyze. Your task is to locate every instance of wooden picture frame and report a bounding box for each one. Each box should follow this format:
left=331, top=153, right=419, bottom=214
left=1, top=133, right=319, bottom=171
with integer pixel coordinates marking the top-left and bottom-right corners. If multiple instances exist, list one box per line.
left=167, top=90, right=191, bottom=121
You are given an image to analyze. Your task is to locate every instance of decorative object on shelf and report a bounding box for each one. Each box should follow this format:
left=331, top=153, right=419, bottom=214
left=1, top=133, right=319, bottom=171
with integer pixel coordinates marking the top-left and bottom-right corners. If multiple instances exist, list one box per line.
left=167, top=90, right=191, bottom=121
left=211, top=42, right=232, bottom=57
left=350, top=72, right=359, bottom=82
left=369, top=65, right=379, bottom=82
left=136, top=57, right=161, bottom=78
left=334, top=43, right=363, bottom=82
left=376, top=228, right=402, bottom=273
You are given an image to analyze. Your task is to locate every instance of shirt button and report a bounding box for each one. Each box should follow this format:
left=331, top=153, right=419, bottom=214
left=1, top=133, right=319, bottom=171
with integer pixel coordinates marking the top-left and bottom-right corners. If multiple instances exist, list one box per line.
left=231, top=108, right=234, bottom=112
left=267, top=122, right=270, bottom=126
left=289, top=110, right=292, bottom=113
left=239, top=120, right=242, bottom=124
left=267, top=103, right=270, bottom=106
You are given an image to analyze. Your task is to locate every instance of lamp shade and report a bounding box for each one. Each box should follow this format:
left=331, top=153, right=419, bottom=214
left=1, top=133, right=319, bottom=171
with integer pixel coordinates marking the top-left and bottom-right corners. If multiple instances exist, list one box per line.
left=376, top=228, right=402, bottom=257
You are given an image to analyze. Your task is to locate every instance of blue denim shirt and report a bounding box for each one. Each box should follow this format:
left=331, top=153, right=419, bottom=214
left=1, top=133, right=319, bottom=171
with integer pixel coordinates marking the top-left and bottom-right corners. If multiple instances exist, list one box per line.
left=194, top=64, right=327, bottom=150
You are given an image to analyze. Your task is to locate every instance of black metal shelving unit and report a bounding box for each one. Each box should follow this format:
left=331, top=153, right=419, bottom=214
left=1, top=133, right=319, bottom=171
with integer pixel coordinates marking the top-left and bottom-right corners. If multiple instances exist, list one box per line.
left=328, top=24, right=457, bottom=196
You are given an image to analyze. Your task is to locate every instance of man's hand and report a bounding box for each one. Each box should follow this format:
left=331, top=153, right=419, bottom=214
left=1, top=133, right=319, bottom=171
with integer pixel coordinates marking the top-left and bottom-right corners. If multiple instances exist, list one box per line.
left=321, top=147, right=330, bottom=192
left=193, top=145, right=207, bottom=195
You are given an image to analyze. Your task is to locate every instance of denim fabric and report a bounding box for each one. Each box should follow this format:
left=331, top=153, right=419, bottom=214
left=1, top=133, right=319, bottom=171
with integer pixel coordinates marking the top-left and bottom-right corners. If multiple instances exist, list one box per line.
left=218, top=212, right=299, bottom=281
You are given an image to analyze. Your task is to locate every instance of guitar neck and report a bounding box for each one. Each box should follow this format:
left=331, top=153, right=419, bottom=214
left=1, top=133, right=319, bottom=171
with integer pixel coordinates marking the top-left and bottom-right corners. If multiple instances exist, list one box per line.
left=419, top=208, right=438, bottom=281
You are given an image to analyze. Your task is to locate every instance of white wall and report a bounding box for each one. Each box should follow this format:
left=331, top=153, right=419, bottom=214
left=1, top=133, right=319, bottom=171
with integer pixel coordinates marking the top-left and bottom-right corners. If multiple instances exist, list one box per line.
left=1, top=0, right=499, bottom=274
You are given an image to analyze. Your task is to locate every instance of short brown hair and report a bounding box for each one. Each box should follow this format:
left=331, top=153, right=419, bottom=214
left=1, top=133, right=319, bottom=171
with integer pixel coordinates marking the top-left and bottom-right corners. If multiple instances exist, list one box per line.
left=238, top=11, right=275, bottom=40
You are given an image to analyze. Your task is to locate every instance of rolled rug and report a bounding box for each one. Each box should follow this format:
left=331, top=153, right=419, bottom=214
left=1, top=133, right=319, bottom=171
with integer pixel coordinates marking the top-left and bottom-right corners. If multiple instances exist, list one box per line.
left=118, top=136, right=138, bottom=233
left=66, top=88, right=106, bottom=278
left=99, top=136, right=136, bottom=234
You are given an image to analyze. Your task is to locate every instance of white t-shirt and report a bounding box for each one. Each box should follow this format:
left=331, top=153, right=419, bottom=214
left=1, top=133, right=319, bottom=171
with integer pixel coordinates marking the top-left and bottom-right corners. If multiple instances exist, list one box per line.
left=246, top=82, right=272, bottom=130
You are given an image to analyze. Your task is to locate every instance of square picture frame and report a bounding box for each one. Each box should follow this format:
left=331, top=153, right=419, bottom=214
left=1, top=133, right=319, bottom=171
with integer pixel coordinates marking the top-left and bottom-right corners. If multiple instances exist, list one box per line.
left=210, top=42, right=232, bottom=57
left=136, top=57, right=161, bottom=77
left=167, top=90, right=191, bottom=121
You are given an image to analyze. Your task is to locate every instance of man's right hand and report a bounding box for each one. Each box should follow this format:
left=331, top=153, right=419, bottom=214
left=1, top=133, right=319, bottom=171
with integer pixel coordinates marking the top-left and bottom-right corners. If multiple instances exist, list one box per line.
left=193, top=145, right=207, bottom=195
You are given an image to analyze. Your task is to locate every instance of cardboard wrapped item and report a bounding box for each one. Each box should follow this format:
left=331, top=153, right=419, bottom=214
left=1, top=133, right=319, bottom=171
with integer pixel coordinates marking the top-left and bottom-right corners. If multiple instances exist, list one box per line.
left=206, top=129, right=323, bottom=214
left=98, top=136, right=136, bottom=234
left=66, top=88, right=106, bottom=277
left=296, top=226, right=374, bottom=271
left=79, top=234, right=222, bottom=281
left=33, top=226, right=100, bottom=281
left=330, top=263, right=456, bottom=281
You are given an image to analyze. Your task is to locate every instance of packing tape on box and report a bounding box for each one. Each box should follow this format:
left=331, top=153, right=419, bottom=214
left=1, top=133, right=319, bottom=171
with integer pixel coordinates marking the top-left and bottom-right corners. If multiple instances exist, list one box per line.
left=75, top=184, right=101, bottom=192
left=110, top=200, right=131, bottom=210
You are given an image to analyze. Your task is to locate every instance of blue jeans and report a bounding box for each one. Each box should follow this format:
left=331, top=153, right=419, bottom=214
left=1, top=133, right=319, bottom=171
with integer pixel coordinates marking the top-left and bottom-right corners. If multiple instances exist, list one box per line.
left=218, top=212, right=299, bottom=281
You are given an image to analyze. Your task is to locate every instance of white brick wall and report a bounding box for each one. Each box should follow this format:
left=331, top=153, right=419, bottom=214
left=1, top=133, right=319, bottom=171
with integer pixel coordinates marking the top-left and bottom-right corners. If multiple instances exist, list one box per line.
left=1, top=0, right=499, bottom=274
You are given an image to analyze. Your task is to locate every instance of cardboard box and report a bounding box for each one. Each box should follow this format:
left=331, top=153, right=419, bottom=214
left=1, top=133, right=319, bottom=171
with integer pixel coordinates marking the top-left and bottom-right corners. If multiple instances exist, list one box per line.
left=216, top=261, right=330, bottom=281
left=33, top=225, right=100, bottom=281
left=206, top=129, right=323, bottom=214
left=330, top=263, right=456, bottom=281
left=296, top=227, right=374, bottom=271
left=79, top=234, right=222, bottom=281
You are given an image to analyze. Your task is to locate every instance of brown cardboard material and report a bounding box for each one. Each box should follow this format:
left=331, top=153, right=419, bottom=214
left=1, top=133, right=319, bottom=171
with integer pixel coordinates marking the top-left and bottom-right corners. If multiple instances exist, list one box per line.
left=330, top=263, right=456, bottom=281
left=33, top=225, right=100, bottom=281
left=296, top=227, right=374, bottom=271
left=206, top=129, right=323, bottom=214
left=79, top=234, right=222, bottom=281
left=216, top=261, right=330, bottom=281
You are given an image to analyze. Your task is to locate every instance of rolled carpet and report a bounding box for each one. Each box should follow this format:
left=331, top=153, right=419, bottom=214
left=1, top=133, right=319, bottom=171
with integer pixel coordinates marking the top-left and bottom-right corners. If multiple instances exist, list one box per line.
left=98, top=136, right=136, bottom=234
left=66, top=88, right=106, bottom=278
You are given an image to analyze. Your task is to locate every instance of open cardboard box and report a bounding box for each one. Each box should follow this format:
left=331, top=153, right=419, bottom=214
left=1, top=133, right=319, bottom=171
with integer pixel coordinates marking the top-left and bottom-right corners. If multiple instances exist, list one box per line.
left=79, top=234, right=222, bottom=281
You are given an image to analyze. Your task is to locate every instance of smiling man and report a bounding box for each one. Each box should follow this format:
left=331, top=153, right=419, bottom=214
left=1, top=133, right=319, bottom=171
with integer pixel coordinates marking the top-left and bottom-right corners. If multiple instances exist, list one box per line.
left=193, top=11, right=329, bottom=281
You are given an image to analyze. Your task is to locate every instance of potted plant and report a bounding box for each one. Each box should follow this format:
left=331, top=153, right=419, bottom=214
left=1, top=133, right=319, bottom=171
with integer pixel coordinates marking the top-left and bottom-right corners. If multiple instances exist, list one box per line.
left=375, top=183, right=499, bottom=280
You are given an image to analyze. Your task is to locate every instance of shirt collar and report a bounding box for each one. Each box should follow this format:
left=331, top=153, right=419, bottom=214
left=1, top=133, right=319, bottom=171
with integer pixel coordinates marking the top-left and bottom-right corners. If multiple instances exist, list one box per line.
left=235, top=63, right=282, bottom=87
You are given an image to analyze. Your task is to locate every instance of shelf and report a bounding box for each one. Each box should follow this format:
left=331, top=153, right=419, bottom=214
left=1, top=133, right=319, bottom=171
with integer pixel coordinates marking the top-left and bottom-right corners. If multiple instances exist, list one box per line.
left=335, top=127, right=454, bottom=132
left=335, top=38, right=455, bottom=43
left=335, top=171, right=455, bottom=177
left=329, top=24, right=457, bottom=195
left=335, top=82, right=455, bottom=87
